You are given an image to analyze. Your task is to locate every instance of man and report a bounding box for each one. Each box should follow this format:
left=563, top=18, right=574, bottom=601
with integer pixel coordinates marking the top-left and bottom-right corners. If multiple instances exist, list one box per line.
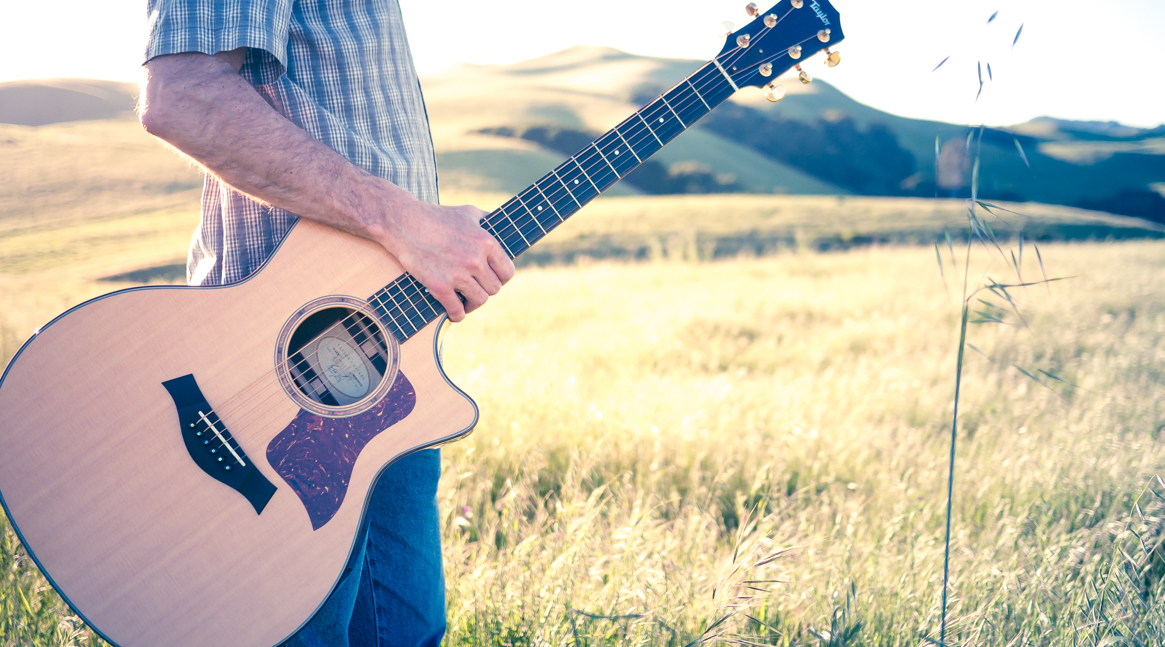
left=140, top=0, right=514, bottom=644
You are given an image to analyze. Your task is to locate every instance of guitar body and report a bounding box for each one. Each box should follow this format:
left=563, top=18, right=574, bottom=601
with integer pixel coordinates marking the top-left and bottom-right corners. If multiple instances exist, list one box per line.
left=0, top=219, right=477, bottom=647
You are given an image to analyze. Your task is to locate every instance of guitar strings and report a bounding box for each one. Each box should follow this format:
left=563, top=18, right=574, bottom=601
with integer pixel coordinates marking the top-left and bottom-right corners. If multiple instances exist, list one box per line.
left=205, top=28, right=822, bottom=450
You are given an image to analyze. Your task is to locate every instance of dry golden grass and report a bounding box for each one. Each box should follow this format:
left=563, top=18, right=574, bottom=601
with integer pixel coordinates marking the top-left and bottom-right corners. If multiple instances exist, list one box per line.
left=434, top=242, right=1165, bottom=645
left=2, top=113, right=1164, bottom=645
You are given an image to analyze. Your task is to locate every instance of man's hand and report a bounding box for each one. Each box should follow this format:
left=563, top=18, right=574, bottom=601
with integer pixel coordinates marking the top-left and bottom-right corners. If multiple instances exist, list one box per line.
left=139, top=49, right=514, bottom=321
left=369, top=201, right=514, bottom=321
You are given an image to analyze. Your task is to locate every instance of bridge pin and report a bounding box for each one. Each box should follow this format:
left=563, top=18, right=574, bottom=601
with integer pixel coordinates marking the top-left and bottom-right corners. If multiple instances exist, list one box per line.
left=217, top=456, right=224, bottom=462
left=225, top=465, right=232, bottom=471
left=210, top=448, right=217, bottom=453
left=203, top=439, right=210, bottom=445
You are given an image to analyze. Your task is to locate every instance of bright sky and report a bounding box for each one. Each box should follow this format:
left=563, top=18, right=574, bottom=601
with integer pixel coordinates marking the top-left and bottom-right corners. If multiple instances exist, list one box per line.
left=0, top=0, right=1162, bottom=128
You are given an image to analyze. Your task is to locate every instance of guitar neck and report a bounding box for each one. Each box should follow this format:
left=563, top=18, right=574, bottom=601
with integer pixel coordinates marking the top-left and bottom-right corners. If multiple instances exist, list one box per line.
left=480, top=61, right=738, bottom=257
left=368, top=60, right=739, bottom=343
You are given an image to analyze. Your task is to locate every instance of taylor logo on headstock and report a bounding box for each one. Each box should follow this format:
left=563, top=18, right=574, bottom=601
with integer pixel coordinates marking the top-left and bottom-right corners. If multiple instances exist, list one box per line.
left=809, top=0, right=831, bottom=25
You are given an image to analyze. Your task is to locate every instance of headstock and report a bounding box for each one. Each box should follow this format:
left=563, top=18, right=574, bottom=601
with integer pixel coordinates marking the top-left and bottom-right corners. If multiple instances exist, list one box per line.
left=713, top=0, right=845, bottom=101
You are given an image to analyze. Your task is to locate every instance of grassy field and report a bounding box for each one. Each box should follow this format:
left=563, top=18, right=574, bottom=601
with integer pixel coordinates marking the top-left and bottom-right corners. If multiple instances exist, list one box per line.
left=2, top=187, right=1164, bottom=645
left=2, top=114, right=1165, bottom=646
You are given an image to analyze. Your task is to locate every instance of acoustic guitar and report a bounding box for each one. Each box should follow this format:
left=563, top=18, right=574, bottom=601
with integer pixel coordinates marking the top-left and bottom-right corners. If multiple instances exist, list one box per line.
left=0, top=2, right=845, bottom=644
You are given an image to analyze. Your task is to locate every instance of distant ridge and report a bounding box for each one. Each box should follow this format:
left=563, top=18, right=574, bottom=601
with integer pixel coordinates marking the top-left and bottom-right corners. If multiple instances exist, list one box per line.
left=5, top=48, right=1162, bottom=224
left=0, top=79, right=137, bottom=126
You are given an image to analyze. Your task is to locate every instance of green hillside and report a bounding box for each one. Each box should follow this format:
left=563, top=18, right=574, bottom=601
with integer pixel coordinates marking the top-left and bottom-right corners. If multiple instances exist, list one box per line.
left=4, top=50, right=1161, bottom=223
left=422, top=47, right=847, bottom=196
left=422, top=46, right=1164, bottom=222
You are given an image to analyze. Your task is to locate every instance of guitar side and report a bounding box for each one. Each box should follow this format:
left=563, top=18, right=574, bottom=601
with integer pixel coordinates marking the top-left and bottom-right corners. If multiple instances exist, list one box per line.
left=0, top=219, right=477, bottom=647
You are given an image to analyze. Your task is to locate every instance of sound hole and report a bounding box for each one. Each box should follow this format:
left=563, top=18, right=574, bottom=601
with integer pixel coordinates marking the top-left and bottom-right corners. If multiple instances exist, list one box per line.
left=285, top=307, right=392, bottom=408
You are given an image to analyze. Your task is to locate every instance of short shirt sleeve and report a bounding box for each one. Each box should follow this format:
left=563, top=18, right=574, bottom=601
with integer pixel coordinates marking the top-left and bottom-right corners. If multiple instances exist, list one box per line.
left=144, top=0, right=294, bottom=86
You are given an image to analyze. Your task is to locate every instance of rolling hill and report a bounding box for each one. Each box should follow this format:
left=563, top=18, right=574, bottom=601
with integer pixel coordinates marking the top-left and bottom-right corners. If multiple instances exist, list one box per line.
left=421, top=46, right=1165, bottom=222
left=1, top=46, right=1161, bottom=230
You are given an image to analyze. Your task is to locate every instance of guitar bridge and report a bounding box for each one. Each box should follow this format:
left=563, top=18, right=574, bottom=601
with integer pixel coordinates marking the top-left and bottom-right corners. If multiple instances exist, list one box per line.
left=162, top=374, right=276, bottom=515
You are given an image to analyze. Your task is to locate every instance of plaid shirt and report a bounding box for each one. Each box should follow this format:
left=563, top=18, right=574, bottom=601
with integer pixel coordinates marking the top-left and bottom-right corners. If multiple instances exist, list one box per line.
left=145, top=0, right=440, bottom=286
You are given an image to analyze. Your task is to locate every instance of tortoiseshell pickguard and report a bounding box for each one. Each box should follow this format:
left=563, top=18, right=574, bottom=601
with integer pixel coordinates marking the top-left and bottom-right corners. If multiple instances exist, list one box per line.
left=266, top=372, right=416, bottom=530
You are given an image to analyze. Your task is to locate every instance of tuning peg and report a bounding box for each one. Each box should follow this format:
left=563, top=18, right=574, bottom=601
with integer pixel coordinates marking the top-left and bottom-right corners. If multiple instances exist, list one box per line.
left=764, top=13, right=778, bottom=28
left=795, top=64, right=812, bottom=84
left=717, top=21, right=735, bottom=38
left=745, top=2, right=760, bottom=17
left=788, top=45, right=802, bottom=59
left=823, top=48, right=841, bottom=67
left=759, top=63, right=773, bottom=77
left=818, top=29, right=831, bottom=43
left=765, top=83, right=787, bottom=102
left=736, top=33, right=751, bottom=48
left=791, top=0, right=803, bottom=7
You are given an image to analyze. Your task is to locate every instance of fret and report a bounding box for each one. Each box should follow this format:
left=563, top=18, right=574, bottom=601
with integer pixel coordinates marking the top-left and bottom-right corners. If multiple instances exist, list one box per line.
left=595, top=131, right=639, bottom=178
left=639, top=96, right=686, bottom=145
left=686, top=78, right=711, bottom=111
left=659, top=95, right=686, bottom=128
left=532, top=175, right=575, bottom=223
left=573, top=145, right=620, bottom=191
left=397, top=280, right=438, bottom=324
left=634, top=112, right=665, bottom=147
left=612, top=126, right=642, bottom=163
left=614, top=115, right=661, bottom=160
left=369, top=290, right=410, bottom=337
left=388, top=281, right=431, bottom=331
left=563, top=156, right=603, bottom=198
left=514, top=192, right=548, bottom=235
left=531, top=183, right=562, bottom=225
left=404, top=278, right=442, bottom=321
left=667, top=79, right=713, bottom=126
left=507, top=198, right=544, bottom=248
left=378, top=286, right=421, bottom=334
left=495, top=200, right=533, bottom=252
left=591, top=142, right=622, bottom=179
left=517, top=183, right=564, bottom=234
left=550, top=168, right=582, bottom=208
left=482, top=218, right=516, bottom=258
left=487, top=204, right=526, bottom=252
left=368, top=295, right=408, bottom=342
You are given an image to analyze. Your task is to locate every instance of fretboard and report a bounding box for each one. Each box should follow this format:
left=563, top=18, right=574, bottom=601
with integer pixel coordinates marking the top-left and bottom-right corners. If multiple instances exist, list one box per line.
left=368, top=61, right=738, bottom=343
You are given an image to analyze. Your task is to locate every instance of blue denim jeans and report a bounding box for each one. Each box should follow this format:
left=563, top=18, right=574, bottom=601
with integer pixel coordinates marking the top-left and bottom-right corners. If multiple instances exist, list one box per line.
left=281, top=449, right=446, bottom=647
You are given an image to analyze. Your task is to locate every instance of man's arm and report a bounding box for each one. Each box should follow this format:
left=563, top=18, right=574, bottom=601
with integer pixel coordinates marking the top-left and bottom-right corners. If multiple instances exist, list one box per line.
left=139, top=48, right=513, bottom=322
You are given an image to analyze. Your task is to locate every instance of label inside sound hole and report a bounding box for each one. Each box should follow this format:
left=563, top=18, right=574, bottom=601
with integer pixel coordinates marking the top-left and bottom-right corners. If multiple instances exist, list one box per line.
left=317, top=337, right=371, bottom=399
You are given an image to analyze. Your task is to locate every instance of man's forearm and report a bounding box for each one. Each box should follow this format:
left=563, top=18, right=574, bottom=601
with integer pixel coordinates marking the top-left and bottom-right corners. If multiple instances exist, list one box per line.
left=140, top=51, right=405, bottom=248
left=139, top=50, right=514, bottom=321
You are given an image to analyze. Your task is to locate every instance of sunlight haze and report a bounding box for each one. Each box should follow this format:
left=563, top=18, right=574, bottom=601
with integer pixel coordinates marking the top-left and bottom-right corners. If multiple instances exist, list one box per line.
left=0, top=0, right=1161, bottom=128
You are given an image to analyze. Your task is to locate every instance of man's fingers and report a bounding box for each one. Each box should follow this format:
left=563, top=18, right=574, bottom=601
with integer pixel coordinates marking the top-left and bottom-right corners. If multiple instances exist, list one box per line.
left=476, top=265, right=503, bottom=296
left=489, top=244, right=516, bottom=285
left=431, top=285, right=466, bottom=322
left=458, top=280, right=490, bottom=314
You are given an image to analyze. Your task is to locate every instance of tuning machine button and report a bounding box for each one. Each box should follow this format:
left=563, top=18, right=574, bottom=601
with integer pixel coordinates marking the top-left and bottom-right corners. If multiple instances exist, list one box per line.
left=745, top=2, right=760, bottom=17
left=788, top=45, right=802, bottom=59
left=791, top=0, right=803, bottom=7
left=717, top=21, right=735, bottom=38
left=759, top=63, right=773, bottom=77
left=765, top=83, right=787, bottom=102
left=818, top=29, right=832, bottom=42
left=823, top=48, right=841, bottom=67
left=764, top=13, right=778, bottom=28
left=795, top=64, right=812, bottom=84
